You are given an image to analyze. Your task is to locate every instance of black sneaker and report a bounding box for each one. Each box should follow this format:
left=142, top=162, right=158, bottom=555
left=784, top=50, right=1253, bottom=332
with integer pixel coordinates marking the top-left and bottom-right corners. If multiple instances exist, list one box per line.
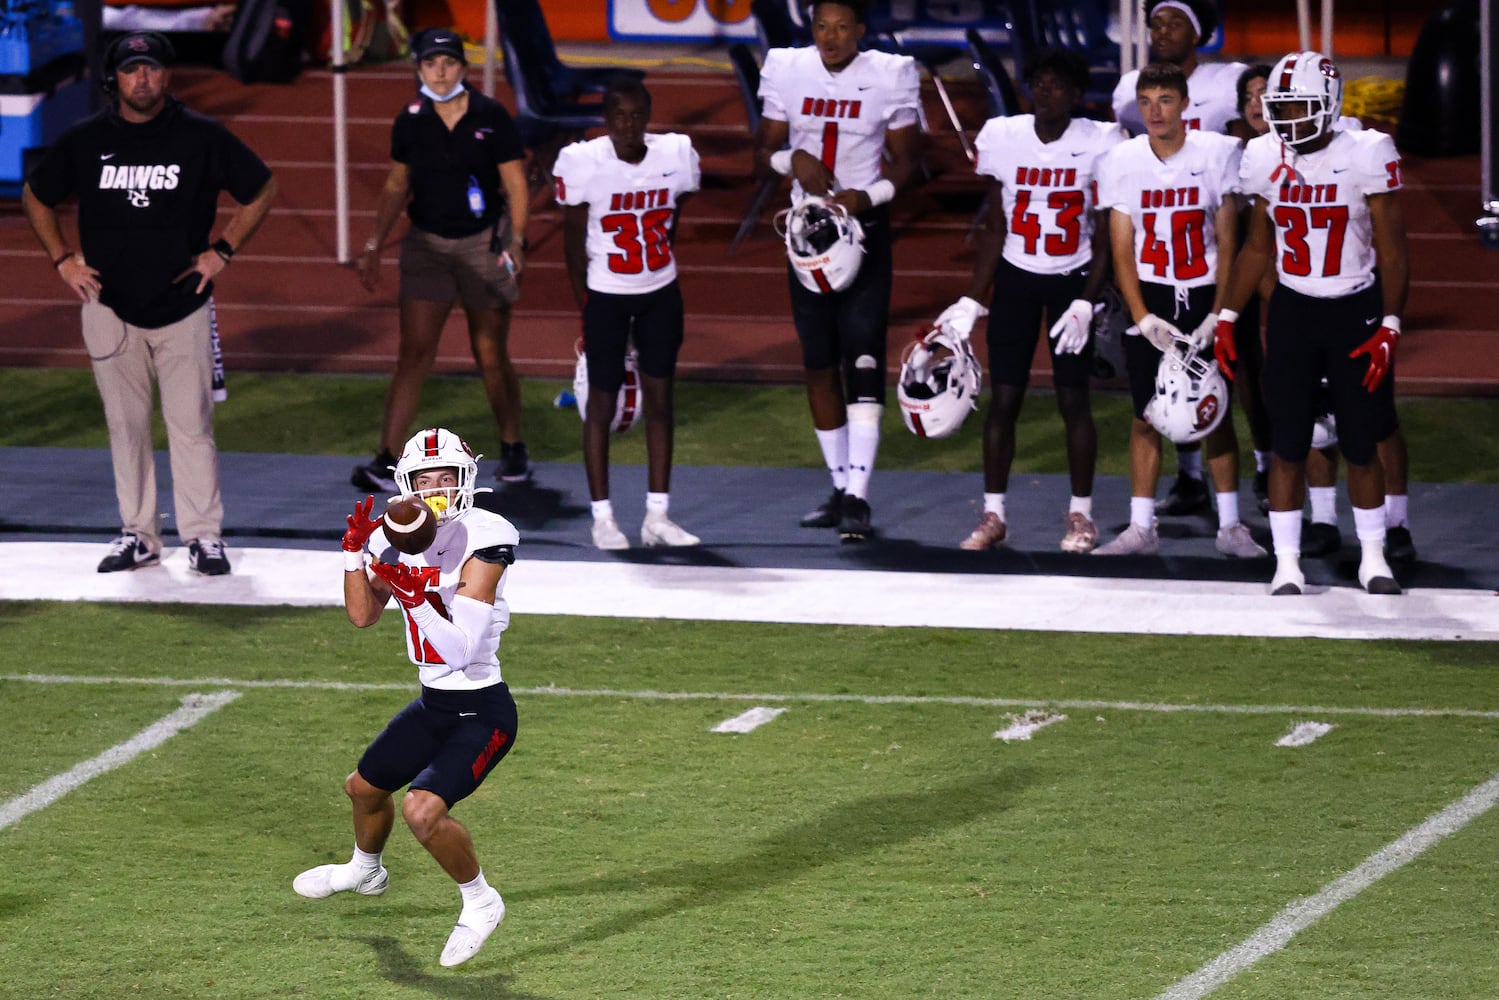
left=188, top=538, right=232, bottom=576
left=97, top=533, right=159, bottom=573
left=799, top=488, right=845, bottom=529
left=351, top=449, right=398, bottom=493
left=838, top=496, right=873, bottom=543
left=1385, top=525, right=1417, bottom=563
left=1253, top=470, right=1270, bottom=514
left=1303, top=521, right=1343, bottom=558
left=496, top=441, right=533, bottom=483
left=1155, top=472, right=1210, bottom=516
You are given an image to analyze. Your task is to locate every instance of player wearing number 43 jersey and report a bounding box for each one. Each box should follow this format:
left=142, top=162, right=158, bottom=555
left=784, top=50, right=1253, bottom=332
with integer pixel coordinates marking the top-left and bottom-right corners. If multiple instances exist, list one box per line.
left=556, top=78, right=702, bottom=551
left=1215, top=51, right=1408, bottom=596
left=936, top=49, right=1124, bottom=554
left=755, top=0, right=923, bottom=543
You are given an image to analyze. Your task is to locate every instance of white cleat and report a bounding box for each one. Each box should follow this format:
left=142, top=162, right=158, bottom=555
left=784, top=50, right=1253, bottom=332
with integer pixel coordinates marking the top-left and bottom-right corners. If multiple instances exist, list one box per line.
left=1216, top=522, right=1268, bottom=559
left=1269, top=558, right=1305, bottom=596
left=591, top=516, right=630, bottom=551
left=439, top=889, right=506, bottom=968
left=641, top=513, right=700, bottom=547
left=1092, top=522, right=1158, bottom=556
left=293, top=863, right=388, bottom=899
left=1358, top=551, right=1402, bottom=595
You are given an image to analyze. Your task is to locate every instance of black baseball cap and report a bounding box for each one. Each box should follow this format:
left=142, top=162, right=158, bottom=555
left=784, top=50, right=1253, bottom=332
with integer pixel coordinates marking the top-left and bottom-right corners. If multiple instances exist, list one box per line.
left=109, top=32, right=172, bottom=73
left=413, top=29, right=466, bottom=63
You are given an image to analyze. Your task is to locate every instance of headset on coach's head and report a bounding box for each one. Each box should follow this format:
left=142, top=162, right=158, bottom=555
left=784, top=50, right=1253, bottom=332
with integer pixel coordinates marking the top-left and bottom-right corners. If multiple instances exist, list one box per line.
left=100, top=31, right=176, bottom=93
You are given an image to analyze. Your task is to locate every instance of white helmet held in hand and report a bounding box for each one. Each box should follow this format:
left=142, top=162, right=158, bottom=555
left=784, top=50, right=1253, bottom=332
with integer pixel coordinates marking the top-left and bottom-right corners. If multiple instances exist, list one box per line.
left=574, top=339, right=641, bottom=434
left=897, top=326, right=982, bottom=438
left=395, top=427, right=481, bottom=522
left=775, top=196, right=865, bottom=294
left=1143, top=339, right=1229, bottom=444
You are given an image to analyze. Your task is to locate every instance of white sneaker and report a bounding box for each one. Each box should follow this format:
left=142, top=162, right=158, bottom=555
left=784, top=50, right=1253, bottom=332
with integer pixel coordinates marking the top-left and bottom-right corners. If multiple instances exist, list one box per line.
left=1270, top=558, right=1305, bottom=596
left=439, top=888, right=506, bottom=968
left=1358, top=550, right=1402, bottom=595
left=293, top=862, right=389, bottom=899
left=592, top=516, right=630, bottom=550
left=1216, top=522, right=1268, bottom=559
left=1093, top=522, right=1158, bottom=556
left=641, top=513, right=700, bottom=547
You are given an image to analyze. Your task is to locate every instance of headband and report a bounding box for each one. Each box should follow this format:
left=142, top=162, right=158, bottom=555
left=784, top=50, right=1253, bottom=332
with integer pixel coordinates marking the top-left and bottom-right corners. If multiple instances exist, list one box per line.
left=1152, top=1, right=1203, bottom=41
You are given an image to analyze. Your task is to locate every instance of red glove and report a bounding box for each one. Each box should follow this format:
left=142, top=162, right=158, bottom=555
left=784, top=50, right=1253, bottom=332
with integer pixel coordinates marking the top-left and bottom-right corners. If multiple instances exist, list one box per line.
left=1212, top=308, right=1239, bottom=379
left=370, top=561, right=440, bottom=609
left=1349, top=317, right=1400, bottom=392
left=343, top=495, right=380, bottom=553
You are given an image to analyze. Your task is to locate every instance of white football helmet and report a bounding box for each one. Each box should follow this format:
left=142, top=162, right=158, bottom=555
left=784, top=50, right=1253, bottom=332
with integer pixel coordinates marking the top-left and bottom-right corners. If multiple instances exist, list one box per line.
left=395, top=427, right=480, bottom=523
left=573, top=339, right=641, bottom=433
left=775, top=196, right=865, bottom=294
left=897, top=326, right=982, bottom=438
left=1263, top=51, right=1343, bottom=150
left=1143, top=339, right=1229, bottom=444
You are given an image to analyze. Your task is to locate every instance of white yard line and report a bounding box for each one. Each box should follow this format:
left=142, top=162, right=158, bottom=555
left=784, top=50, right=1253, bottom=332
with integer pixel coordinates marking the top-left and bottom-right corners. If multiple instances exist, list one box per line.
left=711, top=707, right=787, bottom=733
left=4, top=674, right=1498, bottom=720
left=1155, top=771, right=1499, bottom=999
left=0, top=692, right=240, bottom=831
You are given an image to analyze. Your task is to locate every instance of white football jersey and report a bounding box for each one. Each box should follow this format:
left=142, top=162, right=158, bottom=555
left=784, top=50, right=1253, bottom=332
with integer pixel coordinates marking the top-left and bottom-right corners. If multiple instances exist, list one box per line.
left=1097, top=130, right=1242, bottom=291
left=374, top=507, right=520, bottom=690
left=1113, top=61, right=1249, bottom=136
left=1239, top=128, right=1401, bottom=298
left=553, top=132, right=700, bottom=296
left=974, top=115, right=1125, bottom=274
left=758, top=45, right=920, bottom=202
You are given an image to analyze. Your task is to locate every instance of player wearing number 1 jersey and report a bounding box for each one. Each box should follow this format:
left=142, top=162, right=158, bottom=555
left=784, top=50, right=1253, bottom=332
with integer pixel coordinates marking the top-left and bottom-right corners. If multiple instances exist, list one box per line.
left=936, top=50, right=1123, bottom=554
left=1093, top=62, right=1265, bottom=560
left=754, top=0, right=923, bottom=543
left=557, top=79, right=701, bottom=550
left=1215, top=51, right=1408, bottom=595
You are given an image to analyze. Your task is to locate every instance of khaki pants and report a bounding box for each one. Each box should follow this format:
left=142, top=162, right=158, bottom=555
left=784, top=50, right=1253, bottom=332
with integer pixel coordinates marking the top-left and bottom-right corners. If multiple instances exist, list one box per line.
left=82, top=299, right=223, bottom=550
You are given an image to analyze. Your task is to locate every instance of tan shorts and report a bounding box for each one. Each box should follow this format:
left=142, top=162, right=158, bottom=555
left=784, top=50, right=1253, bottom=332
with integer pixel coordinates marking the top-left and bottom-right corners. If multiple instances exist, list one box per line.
left=399, top=222, right=519, bottom=310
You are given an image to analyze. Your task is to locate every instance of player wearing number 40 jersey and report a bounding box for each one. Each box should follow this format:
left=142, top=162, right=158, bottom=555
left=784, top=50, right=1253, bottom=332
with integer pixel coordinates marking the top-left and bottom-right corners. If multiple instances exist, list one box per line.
left=1215, top=51, right=1409, bottom=596
left=1092, top=61, right=1265, bottom=561
left=556, top=78, right=702, bottom=551
left=755, top=0, right=923, bottom=543
left=936, top=49, right=1124, bottom=555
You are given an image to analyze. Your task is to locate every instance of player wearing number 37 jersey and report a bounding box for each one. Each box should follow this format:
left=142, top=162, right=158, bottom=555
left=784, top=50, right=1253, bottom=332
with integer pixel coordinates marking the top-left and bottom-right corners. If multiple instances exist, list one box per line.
left=556, top=78, right=702, bottom=551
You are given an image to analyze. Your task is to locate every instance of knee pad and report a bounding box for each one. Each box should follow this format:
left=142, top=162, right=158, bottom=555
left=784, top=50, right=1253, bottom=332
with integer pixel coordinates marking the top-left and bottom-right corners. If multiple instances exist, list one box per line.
left=846, top=353, right=886, bottom=405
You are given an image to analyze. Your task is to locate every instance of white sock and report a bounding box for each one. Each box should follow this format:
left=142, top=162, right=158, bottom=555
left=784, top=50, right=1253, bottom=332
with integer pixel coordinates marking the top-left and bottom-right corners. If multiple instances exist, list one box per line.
left=1129, top=496, right=1155, bottom=530
left=1308, top=486, right=1338, bottom=525
left=1269, top=509, right=1302, bottom=557
left=1178, top=448, right=1204, bottom=480
left=1069, top=495, right=1093, bottom=519
left=458, top=870, right=493, bottom=907
left=351, top=846, right=382, bottom=874
left=645, top=492, right=669, bottom=516
left=591, top=499, right=615, bottom=522
left=1254, top=449, right=1270, bottom=474
left=1215, top=491, right=1240, bottom=528
left=1385, top=494, right=1409, bottom=528
left=845, top=404, right=882, bottom=500
left=1353, top=504, right=1387, bottom=544
left=814, top=426, right=849, bottom=492
left=983, top=493, right=1005, bottom=520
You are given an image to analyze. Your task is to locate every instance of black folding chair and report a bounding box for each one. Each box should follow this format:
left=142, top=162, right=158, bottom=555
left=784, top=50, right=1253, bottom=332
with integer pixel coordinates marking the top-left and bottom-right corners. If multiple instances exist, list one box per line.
left=494, top=0, right=644, bottom=100
left=499, top=30, right=605, bottom=190
left=727, top=42, right=783, bottom=254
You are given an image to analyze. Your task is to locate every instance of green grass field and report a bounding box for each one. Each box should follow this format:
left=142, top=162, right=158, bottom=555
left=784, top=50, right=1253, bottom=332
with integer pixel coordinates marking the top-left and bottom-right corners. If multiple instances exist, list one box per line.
left=2, top=604, right=1497, bottom=999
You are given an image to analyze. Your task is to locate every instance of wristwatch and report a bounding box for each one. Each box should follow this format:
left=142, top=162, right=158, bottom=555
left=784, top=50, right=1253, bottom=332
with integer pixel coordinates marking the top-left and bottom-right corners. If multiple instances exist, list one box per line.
left=212, top=238, right=235, bottom=262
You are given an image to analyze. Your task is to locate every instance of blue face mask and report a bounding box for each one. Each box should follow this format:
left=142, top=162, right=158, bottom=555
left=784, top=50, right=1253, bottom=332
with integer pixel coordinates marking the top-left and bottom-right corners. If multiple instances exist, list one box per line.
left=420, top=82, right=464, bottom=103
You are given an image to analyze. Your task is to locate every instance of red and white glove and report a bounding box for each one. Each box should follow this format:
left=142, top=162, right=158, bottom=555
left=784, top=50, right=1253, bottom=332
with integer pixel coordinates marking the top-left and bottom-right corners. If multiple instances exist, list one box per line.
left=370, top=561, right=439, bottom=610
left=342, top=495, right=380, bottom=572
left=1048, top=298, right=1095, bottom=355
left=1349, top=315, right=1400, bottom=391
left=933, top=296, right=988, bottom=341
left=1212, top=308, right=1238, bottom=378
left=1136, top=313, right=1182, bottom=353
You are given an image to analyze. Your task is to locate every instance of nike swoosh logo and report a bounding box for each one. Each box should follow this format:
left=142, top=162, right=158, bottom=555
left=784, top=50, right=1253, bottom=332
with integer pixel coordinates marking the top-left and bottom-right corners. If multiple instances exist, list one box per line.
left=1365, top=317, right=1378, bottom=326
left=459, top=712, right=478, bottom=717
left=661, top=171, right=675, bottom=177
left=1190, top=169, right=1204, bottom=176
left=1070, top=151, right=1087, bottom=157
left=1333, top=167, right=1350, bottom=173
left=436, top=549, right=448, bottom=555
left=857, top=85, right=873, bottom=91
left=100, top=153, right=115, bottom=160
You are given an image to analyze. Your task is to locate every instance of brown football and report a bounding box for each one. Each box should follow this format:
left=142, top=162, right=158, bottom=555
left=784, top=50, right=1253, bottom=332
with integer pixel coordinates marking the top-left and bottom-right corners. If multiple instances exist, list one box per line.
left=382, top=497, right=438, bottom=555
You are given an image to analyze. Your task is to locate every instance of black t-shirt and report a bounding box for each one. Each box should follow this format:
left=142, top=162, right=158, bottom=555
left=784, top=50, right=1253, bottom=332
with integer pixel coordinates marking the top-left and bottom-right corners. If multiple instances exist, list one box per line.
left=391, top=86, right=526, bottom=239
left=28, top=97, right=272, bottom=330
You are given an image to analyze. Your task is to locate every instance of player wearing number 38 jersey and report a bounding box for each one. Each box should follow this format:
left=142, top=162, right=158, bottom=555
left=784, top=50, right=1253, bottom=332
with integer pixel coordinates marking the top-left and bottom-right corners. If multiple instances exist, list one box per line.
left=557, top=78, right=702, bottom=551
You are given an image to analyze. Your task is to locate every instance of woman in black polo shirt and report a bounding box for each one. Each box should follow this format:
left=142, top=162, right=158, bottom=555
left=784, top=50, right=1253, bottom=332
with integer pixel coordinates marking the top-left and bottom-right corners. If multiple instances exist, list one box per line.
left=352, top=28, right=533, bottom=489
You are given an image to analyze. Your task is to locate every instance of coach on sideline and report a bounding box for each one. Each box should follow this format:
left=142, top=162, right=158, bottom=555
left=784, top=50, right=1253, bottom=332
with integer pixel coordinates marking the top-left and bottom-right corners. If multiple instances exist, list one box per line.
left=23, top=31, right=275, bottom=577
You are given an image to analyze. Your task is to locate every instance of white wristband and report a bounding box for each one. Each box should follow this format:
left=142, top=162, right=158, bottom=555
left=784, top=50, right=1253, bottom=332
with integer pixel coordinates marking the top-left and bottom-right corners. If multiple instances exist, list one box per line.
left=864, top=179, right=895, bottom=207
left=769, top=149, right=793, bottom=176
left=1381, top=314, right=1401, bottom=335
left=1218, top=308, right=1238, bottom=324
left=344, top=550, right=366, bottom=573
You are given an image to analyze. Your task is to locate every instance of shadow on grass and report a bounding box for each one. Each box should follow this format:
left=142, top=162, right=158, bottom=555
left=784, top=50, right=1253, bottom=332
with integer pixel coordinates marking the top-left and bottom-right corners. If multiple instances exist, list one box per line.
left=508, top=768, right=1033, bottom=962
left=351, top=934, right=556, bottom=999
